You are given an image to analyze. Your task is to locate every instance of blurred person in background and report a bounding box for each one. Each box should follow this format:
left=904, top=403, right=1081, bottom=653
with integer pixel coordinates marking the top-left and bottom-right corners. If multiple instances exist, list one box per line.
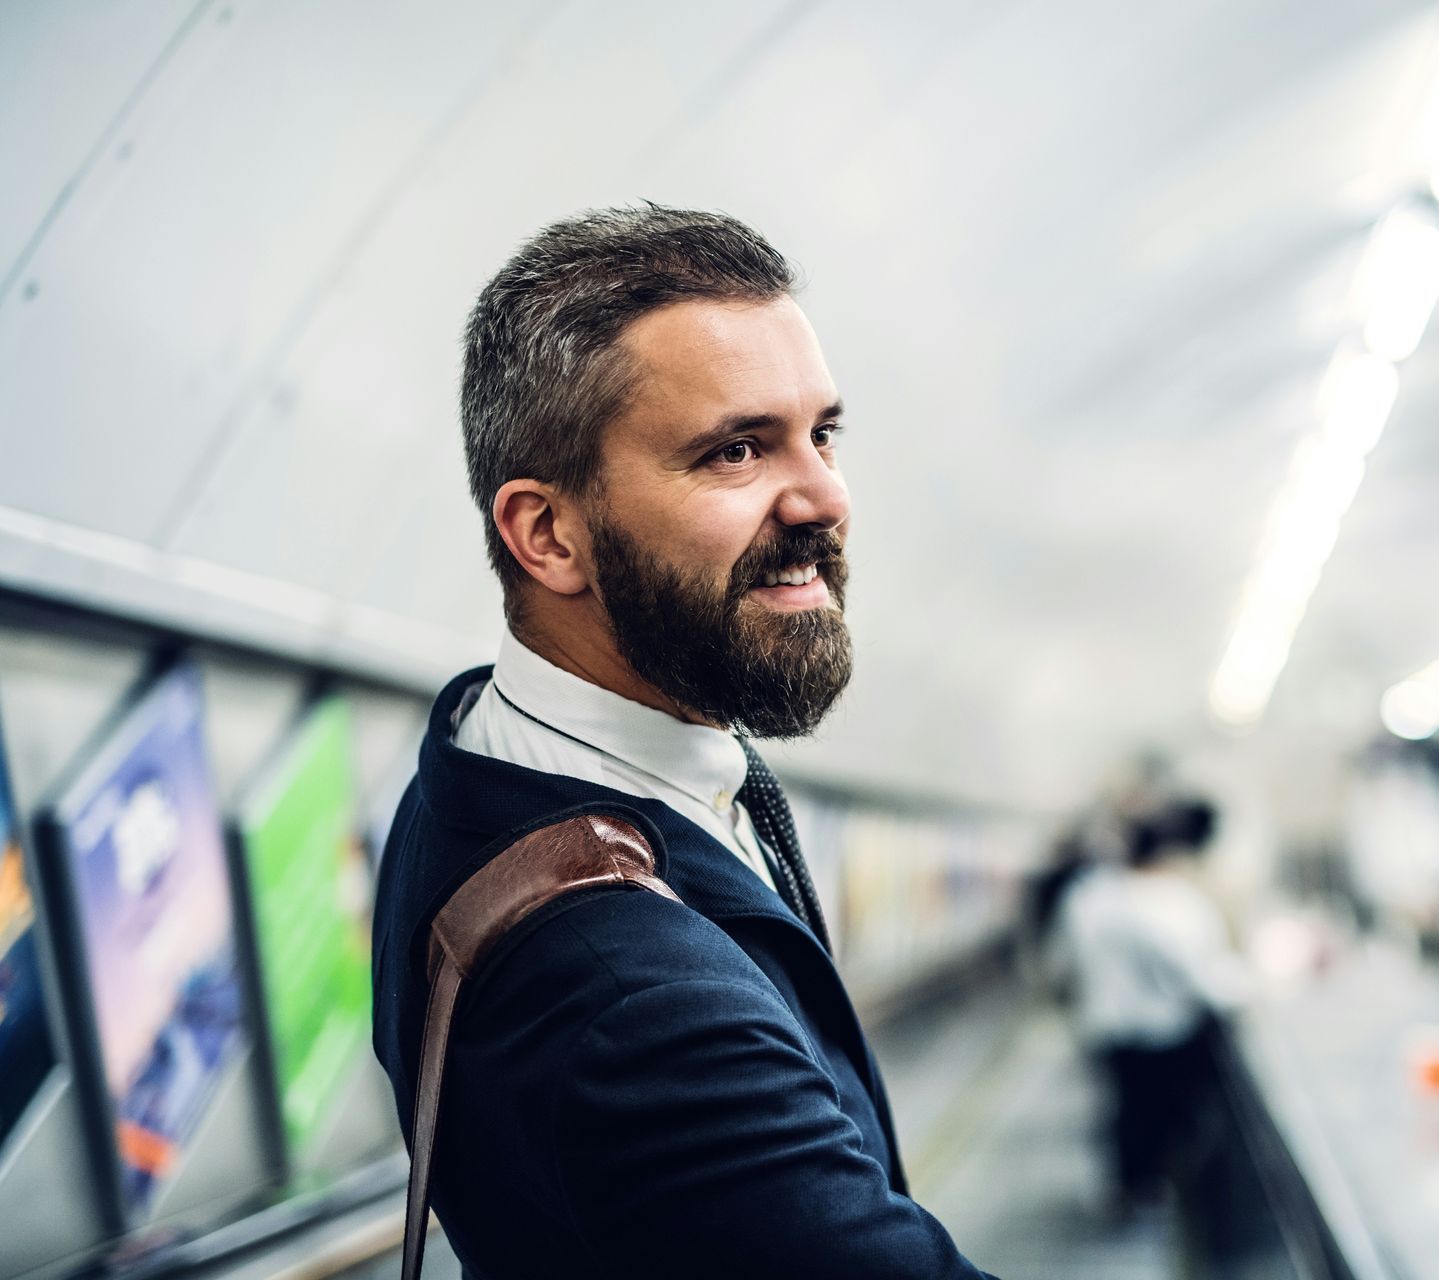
left=1058, top=796, right=1248, bottom=1218
left=1026, top=804, right=1129, bottom=1000
left=1030, top=752, right=1173, bottom=964
left=1027, top=825, right=1101, bottom=1002
left=1028, top=827, right=1095, bottom=951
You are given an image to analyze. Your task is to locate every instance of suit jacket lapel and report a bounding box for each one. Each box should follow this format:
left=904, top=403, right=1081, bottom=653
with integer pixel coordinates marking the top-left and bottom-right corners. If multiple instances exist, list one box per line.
left=649, top=805, right=888, bottom=1117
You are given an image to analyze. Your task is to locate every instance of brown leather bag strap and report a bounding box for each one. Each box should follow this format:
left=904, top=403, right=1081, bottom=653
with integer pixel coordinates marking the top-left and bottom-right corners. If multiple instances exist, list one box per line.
left=400, top=813, right=677, bottom=1280
left=401, top=958, right=462, bottom=1280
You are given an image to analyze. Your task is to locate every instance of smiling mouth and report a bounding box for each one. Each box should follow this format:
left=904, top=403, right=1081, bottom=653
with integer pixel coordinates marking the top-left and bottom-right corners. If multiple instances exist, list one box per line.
left=746, top=562, right=831, bottom=610
left=756, top=562, right=820, bottom=588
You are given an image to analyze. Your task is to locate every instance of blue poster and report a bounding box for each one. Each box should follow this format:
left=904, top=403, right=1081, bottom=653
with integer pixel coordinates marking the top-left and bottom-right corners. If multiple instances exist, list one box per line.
left=55, top=665, right=244, bottom=1219
left=0, top=718, right=54, bottom=1150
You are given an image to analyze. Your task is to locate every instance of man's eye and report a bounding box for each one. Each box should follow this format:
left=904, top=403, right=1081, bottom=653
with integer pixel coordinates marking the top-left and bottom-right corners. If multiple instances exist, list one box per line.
left=813, top=423, right=841, bottom=447
left=715, top=440, right=755, bottom=465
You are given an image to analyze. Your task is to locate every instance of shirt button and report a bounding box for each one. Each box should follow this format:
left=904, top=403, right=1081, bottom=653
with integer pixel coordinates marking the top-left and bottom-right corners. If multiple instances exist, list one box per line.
left=713, top=789, right=733, bottom=812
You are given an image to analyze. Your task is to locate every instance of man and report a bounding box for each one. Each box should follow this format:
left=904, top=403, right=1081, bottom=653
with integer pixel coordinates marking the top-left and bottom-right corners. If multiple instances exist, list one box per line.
left=372, top=204, right=995, bottom=1278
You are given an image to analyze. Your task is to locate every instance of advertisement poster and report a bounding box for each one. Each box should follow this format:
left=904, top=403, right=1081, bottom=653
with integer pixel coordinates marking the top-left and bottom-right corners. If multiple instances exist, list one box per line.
left=238, top=697, right=371, bottom=1156
left=53, top=665, right=245, bottom=1220
left=0, top=719, right=55, bottom=1151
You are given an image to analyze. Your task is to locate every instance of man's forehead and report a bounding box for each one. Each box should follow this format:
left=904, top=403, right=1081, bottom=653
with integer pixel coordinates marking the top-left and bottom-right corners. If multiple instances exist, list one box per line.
left=618, top=296, right=838, bottom=426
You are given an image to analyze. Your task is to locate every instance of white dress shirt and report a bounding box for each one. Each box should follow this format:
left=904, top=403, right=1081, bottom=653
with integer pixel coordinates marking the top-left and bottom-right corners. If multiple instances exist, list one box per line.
left=453, top=631, right=777, bottom=892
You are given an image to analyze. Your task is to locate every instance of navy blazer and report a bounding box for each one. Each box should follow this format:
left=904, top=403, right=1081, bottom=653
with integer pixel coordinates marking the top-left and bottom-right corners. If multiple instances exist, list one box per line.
left=372, top=666, right=995, bottom=1279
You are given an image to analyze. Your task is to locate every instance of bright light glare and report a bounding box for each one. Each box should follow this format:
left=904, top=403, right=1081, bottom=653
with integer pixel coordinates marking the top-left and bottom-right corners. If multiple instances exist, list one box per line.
left=1356, top=204, right=1439, bottom=362
left=1316, top=349, right=1399, bottom=455
left=1425, top=78, right=1439, bottom=203
left=1210, top=594, right=1308, bottom=726
left=1209, top=435, right=1370, bottom=727
left=1268, top=436, right=1367, bottom=554
left=1381, top=664, right=1439, bottom=740
left=1208, top=201, right=1436, bottom=729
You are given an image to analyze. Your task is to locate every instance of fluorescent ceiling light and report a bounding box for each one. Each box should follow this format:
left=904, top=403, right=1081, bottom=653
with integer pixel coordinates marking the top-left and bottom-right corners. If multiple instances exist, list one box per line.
left=1264, top=436, right=1367, bottom=561
left=1209, top=435, right=1371, bottom=728
left=1316, top=348, right=1399, bottom=455
left=1209, top=199, right=1438, bottom=729
left=1380, top=667, right=1439, bottom=740
left=1356, top=203, right=1439, bottom=362
left=1210, top=605, right=1305, bottom=726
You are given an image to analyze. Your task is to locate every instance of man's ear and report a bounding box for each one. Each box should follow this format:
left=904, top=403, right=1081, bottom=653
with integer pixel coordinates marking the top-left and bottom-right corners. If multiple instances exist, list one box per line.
left=493, top=479, right=591, bottom=596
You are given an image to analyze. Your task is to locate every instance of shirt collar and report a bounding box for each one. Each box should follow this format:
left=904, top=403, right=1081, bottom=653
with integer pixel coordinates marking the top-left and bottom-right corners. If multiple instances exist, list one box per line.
left=490, top=630, right=750, bottom=812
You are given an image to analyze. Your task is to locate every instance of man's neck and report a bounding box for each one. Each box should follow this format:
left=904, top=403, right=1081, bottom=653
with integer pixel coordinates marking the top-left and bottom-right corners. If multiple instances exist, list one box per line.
left=512, top=596, right=722, bottom=730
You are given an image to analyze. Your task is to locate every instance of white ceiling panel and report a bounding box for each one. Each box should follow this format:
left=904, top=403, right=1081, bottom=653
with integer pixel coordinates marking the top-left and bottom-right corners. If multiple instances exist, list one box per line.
left=0, top=0, right=555, bottom=538
left=0, top=0, right=197, bottom=279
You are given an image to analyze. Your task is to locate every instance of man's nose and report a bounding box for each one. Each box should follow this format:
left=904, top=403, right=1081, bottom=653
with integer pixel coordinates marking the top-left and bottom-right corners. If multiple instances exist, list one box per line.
left=773, top=445, right=850, bottom=531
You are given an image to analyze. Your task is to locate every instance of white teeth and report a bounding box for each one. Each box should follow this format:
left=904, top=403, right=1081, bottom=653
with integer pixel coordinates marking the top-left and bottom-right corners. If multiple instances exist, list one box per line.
left=759, top=564, right=818, bottom=588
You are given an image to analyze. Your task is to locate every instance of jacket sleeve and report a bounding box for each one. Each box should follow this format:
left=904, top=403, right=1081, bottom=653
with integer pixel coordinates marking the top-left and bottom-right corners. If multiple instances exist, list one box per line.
left=550, top=976, right=998, bottom=1279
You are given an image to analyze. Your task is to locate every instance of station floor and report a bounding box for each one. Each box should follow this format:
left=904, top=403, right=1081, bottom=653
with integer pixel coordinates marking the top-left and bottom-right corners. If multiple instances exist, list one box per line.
left=348, top=976, right=1185, bottom=1279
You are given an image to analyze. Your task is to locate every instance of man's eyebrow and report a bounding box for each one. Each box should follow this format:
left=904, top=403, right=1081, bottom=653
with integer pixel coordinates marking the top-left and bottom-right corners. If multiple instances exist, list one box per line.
left=676, top=401, right=846, bottom=459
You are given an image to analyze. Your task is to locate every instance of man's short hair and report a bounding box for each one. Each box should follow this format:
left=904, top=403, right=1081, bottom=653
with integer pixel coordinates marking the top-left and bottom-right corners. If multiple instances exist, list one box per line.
left=460, top=203, right=797, bottom=621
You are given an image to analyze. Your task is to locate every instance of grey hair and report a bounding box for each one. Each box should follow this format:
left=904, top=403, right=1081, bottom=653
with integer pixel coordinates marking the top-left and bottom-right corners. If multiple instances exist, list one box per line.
left=460, top=203, right=797, bottom=624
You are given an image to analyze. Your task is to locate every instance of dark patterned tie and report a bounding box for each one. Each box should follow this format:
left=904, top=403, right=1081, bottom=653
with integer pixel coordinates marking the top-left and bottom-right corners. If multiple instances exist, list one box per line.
left=736, top=740, right=832, bottom=955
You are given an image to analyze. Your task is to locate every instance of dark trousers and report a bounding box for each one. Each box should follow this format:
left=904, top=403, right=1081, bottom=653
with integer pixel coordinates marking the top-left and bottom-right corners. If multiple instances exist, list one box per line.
left=1101, top=1022, right=1219, bottom=1201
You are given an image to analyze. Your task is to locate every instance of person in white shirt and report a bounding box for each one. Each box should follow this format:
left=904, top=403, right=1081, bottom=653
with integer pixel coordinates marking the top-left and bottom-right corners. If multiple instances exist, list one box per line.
left=1058, top=797, right=1246, bottom=1210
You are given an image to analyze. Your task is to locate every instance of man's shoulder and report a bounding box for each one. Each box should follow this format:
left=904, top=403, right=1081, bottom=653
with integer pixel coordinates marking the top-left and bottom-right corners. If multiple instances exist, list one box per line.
left=519, top=878, right=773, bottom=999
left=378, top=780, right=775, bottom=1005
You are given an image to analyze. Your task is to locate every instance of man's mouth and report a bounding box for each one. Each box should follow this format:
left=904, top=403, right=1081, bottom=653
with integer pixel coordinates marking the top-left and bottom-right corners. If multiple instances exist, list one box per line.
left=759, top=563, right=820, bottom=588
left=748, top=562, right=830, bottom=611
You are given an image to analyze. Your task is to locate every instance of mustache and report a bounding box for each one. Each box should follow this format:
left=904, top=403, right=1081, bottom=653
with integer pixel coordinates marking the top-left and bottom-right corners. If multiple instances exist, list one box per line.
left=728, top=529, right=848, bottom=597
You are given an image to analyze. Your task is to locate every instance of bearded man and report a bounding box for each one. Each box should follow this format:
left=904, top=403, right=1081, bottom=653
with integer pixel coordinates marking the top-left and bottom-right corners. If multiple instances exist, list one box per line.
left=372, top=205, right=995, bottom=1279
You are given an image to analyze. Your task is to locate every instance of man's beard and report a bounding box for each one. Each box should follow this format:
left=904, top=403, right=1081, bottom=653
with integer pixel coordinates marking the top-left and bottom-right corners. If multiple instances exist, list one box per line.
left=588, top=516, right=852, bottom=740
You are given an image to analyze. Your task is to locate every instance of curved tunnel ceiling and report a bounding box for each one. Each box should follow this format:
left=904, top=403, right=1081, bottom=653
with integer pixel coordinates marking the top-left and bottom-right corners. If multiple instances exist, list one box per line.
left=3, top=0, right=1438, bottom=810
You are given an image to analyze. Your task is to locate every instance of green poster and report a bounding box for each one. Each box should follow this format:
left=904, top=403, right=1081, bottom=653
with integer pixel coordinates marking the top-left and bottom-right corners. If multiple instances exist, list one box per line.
left=240, top=697, right=371, bottom=1155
